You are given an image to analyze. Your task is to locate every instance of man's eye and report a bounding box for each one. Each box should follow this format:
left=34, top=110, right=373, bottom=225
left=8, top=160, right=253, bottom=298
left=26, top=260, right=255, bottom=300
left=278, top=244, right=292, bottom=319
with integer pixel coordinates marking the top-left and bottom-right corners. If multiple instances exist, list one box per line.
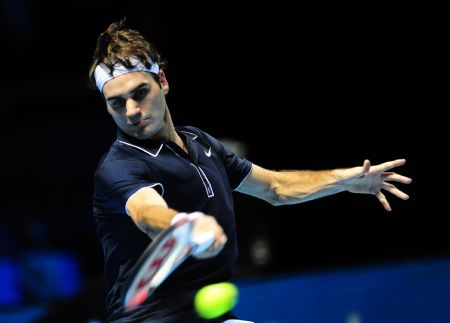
left=134, top=88, right=149, bottom=100
left=110, top=99, right=124, bottom=108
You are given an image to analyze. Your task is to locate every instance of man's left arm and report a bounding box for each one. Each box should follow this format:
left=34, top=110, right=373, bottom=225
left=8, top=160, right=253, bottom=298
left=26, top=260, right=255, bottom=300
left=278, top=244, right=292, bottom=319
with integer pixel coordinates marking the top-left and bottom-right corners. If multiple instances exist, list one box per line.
left=236, top=159, right=412, bottom=211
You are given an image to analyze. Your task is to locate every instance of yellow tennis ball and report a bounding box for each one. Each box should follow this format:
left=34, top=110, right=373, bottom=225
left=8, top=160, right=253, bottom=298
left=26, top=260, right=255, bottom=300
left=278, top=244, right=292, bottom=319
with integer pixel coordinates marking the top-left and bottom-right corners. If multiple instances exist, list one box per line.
left=194, top=282, right=239, bottom=319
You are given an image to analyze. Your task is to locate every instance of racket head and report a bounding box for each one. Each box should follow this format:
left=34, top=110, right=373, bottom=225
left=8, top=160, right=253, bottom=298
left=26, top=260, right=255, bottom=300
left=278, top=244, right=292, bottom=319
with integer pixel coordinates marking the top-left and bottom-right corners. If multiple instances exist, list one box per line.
left=122, top=218, right=194, bottom=311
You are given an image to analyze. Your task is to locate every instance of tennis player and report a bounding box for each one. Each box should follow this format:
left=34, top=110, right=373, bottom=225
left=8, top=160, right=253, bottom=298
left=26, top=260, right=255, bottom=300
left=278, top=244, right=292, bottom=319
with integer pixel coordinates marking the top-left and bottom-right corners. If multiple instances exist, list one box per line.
left=89, top=18, right=412, bottom=322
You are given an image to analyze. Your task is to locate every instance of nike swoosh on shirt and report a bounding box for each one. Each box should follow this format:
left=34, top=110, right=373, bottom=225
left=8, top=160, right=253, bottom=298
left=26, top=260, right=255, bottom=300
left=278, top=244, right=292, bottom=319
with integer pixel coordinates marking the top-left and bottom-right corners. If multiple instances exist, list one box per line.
left=204, top=147, right=212, bottom=157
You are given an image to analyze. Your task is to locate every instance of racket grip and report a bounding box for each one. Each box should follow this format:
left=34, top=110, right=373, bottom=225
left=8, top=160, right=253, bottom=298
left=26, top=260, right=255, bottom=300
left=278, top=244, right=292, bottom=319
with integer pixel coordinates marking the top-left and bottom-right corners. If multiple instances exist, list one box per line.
left=192, top=231, right=215, bottom=255
left=171, top=211, right=204, bottom=225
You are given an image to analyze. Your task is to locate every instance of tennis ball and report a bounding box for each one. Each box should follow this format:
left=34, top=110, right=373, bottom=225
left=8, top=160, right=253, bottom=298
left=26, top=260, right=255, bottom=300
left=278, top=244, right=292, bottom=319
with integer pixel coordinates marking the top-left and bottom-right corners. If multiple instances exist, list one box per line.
left=194, top=282, right=239, bottom=319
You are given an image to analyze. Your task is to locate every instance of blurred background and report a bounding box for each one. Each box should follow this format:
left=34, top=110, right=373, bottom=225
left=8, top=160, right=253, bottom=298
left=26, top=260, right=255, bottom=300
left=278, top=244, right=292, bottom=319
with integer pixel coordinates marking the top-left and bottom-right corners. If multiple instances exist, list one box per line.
left=0, top=1, right=445, bottom=322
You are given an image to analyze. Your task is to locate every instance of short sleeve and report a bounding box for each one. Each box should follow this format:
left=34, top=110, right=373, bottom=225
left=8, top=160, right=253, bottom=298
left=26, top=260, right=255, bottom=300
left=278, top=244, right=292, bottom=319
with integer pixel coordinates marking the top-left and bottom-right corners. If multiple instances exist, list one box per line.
left=93, top=158, right=163, bottom=215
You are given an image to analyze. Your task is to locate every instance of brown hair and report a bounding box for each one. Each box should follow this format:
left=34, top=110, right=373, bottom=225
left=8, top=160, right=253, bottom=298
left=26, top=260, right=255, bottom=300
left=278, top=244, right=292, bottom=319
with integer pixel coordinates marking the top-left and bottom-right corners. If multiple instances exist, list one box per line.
left=88, top=18, right=167, bottom=90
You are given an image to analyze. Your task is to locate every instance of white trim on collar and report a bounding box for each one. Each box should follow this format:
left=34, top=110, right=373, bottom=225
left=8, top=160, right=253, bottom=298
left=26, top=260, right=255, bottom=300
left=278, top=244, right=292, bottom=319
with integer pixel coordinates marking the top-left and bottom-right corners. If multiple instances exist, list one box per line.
left=117, top=130, right=198, bottom=157
left=178, top=130, right=198, bottom=140
left=117, top=140, right=163, bottom=157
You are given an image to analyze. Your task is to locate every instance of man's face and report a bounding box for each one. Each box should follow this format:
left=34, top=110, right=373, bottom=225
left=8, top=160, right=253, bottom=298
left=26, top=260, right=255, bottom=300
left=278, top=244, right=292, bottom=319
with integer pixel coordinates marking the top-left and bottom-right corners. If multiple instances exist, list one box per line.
left=102, top=72, right=169, bottom=140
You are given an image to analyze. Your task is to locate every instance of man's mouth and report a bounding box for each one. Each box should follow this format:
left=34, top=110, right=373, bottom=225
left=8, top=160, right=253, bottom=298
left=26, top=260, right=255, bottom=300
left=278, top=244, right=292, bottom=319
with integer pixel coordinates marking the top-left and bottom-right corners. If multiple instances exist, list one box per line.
left=131, top=118, right=148, bottom=126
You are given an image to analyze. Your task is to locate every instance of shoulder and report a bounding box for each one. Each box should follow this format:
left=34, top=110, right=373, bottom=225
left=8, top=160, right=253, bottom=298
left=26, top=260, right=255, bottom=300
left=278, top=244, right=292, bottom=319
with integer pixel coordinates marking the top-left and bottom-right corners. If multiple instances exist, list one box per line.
left=95, top=143, right=147, bottom=178
left=177, top=125, right=207, bottom=138
left=177, top=125, right=221, bottom=146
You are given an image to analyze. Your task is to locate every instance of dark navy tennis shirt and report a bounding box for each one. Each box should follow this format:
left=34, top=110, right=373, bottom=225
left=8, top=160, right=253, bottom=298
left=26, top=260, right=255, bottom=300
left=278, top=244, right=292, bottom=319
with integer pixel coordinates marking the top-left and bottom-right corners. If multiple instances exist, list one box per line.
left=93, top=126, right=252, bottom=322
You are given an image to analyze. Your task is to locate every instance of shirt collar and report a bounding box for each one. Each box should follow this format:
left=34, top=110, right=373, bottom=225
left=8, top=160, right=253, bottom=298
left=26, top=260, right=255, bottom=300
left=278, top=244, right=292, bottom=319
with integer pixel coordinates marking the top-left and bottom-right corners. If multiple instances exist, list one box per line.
left=116, top=127, right=198, bottom=158
left=178, top=129, right=198, bottom=140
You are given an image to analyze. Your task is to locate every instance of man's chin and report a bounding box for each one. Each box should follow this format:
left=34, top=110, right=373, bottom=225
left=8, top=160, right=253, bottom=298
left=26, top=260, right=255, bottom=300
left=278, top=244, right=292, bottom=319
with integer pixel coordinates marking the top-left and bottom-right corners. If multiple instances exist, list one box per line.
left=130, top=127, right=159, bottom=140
left=132, top=131, right=151, bottom=140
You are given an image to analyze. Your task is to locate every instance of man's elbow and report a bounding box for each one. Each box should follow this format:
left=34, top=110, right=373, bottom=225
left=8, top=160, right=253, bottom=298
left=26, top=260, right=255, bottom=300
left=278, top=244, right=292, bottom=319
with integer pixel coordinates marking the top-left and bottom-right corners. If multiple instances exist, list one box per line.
left=268, top=184, right=288, bottom=206
left=269, top=193, right=292, bottom=206
left=272, top=186, right=309, bottom=206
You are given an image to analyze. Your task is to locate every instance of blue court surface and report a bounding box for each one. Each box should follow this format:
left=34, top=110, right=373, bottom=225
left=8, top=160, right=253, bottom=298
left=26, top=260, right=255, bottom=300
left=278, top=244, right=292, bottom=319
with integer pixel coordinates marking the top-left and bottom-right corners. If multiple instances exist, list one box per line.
left=234, top=257, right=450, bottom=323
left=1, top=256, right=450, bottom=322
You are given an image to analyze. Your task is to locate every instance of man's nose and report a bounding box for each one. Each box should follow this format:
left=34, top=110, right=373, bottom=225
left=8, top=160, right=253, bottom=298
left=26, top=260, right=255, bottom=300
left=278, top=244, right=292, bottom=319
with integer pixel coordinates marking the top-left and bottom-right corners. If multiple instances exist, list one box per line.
left=125, top=99, right=141, bottom=118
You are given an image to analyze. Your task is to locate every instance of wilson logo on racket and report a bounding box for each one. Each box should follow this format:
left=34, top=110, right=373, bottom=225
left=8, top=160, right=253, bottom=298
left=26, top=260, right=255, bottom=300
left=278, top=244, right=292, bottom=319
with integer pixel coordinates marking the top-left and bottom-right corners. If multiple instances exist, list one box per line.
left=136, top=238, right=177, bottom=289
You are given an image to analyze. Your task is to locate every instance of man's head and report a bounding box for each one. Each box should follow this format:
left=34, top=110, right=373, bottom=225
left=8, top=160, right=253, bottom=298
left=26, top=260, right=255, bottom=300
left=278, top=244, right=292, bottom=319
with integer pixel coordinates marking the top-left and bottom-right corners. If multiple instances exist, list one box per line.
left=88, top=18, right=167, bottom=92
left=89, top=19, right=173, bottom=140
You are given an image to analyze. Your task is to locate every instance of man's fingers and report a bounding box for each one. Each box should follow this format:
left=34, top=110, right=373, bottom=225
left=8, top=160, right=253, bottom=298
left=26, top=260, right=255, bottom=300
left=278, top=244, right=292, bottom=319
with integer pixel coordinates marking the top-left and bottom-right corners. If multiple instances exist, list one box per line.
left=219, top=233, right=227, bottom=245
left=362, top=159, right=371, bottom=174
left=382, top=172, right=413, bottom=184
left=376, top=191, right=391, bottom=211
left=210, top=234, right=227, bottom=255
left=371, top=159, right=406, bottom=173
left=192, top=216, right=227, bottom=259
left=382, top=183, right=410, bottom=200
left=209, top=233, right=227, bottom=251
left=194, top=234, right=226, bottom=259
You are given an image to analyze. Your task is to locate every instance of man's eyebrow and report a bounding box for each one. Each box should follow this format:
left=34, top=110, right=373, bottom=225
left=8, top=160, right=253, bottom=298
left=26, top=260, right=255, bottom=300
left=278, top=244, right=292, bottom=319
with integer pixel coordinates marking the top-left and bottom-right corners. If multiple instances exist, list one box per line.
left=105, top=82, right=149, bottom=101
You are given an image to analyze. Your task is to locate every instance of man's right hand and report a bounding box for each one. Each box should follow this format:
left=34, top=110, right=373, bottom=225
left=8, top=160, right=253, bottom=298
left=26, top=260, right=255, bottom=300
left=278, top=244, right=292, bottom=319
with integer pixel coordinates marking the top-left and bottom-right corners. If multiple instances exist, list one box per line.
left=191, top=214, right=227, bottom=259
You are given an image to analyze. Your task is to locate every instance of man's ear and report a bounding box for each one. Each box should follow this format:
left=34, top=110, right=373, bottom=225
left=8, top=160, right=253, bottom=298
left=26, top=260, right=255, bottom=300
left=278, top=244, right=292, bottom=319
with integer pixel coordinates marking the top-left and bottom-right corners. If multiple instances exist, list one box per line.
left=159, top=70, right=169, bottom=94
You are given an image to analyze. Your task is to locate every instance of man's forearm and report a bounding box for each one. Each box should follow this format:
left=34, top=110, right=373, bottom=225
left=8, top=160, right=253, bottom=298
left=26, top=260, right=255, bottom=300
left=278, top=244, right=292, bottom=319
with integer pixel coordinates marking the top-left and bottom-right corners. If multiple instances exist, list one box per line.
left=273, top=169, right=346, bottom=205
left=132, top=204, right=178, bottom=237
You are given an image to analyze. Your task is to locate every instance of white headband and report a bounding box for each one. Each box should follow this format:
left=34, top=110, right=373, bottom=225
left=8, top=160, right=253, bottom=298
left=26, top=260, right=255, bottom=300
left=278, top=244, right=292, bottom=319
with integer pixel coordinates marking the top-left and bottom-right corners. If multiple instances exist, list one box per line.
left=94, top=57, right=160, bottom=93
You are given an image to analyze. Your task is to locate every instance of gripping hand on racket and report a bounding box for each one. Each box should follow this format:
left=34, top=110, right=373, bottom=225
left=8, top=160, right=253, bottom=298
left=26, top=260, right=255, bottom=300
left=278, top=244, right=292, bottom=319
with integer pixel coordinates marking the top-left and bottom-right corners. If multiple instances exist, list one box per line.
left=126, top=186, right=227, bottom=258
left=170, top=211, right=228, bottom=259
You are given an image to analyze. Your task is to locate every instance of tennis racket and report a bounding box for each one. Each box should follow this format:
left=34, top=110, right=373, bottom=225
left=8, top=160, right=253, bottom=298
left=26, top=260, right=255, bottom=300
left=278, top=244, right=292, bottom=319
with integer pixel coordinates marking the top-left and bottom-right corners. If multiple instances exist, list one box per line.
left=122, top=216, right=215, bottom=311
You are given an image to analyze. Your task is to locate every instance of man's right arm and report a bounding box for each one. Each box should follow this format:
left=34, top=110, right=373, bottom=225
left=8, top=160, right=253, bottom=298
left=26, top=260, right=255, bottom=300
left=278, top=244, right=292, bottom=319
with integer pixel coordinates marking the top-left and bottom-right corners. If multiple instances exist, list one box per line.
left=125, top=187, right=178, bottom=237
left=125, top=187, right=227, bottom=255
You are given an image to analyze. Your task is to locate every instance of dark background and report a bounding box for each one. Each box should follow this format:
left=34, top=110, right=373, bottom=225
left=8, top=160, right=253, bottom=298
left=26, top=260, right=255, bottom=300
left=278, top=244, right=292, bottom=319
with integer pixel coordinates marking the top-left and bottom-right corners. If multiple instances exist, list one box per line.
left=0, top=0, right=444, bottom=320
